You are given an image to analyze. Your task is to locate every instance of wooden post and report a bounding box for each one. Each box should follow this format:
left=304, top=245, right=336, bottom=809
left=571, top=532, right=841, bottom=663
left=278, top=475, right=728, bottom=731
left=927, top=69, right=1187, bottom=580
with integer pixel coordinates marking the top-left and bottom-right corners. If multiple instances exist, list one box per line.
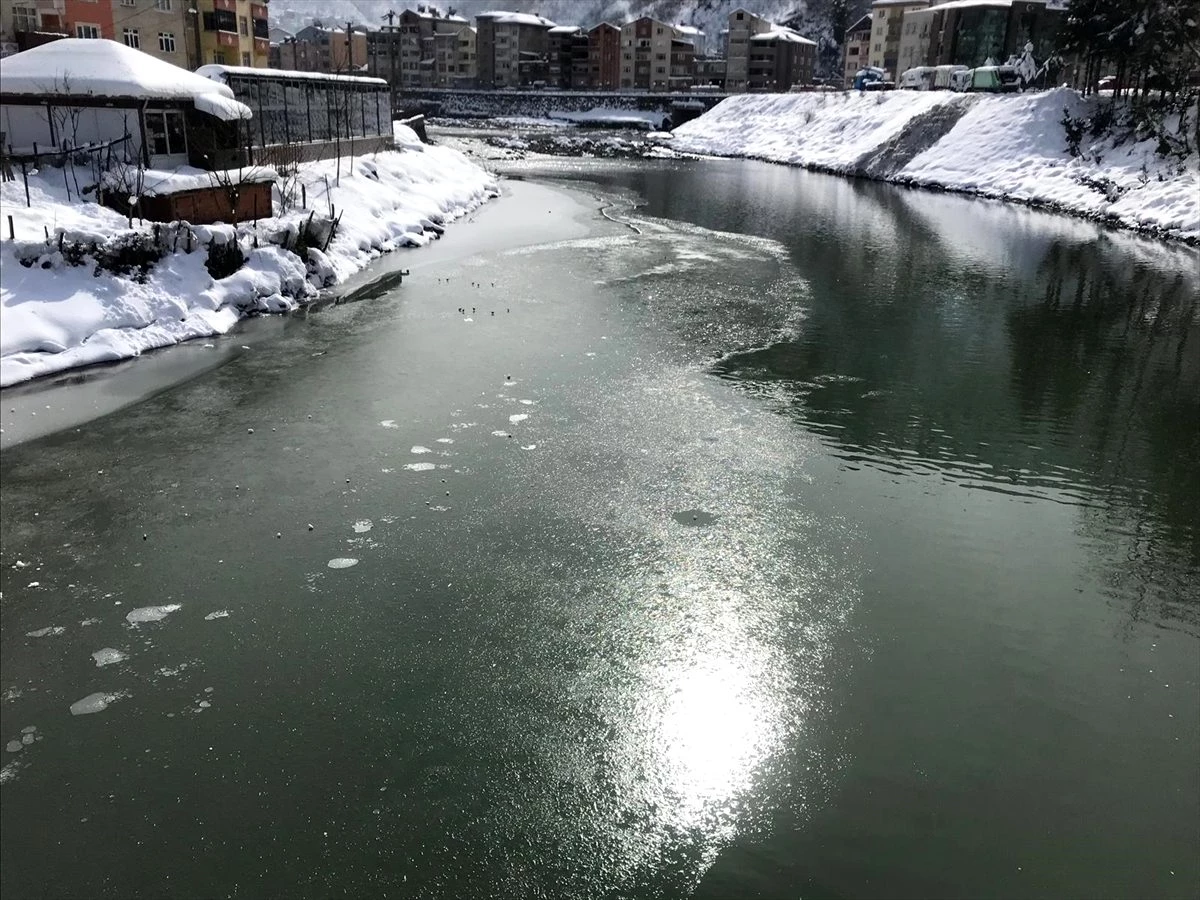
left=301, top=183, right=306, bottom=208
left=21, top=160, right=30, bottom=207
left=6, top=215, right=13, bottom=241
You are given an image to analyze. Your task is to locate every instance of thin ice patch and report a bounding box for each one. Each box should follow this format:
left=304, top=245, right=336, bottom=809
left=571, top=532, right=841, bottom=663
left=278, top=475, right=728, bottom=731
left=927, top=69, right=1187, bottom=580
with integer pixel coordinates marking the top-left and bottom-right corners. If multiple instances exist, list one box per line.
left=92, top=648, right=128, bottom=668
left=380, top=420, right=399, bottom=428
left=26, top=626, right=66, bottom=638
left=405, top=462, right=436, bottom=471
left=492, top=430, right=510, bottom=437
left=509, top=413, right=529, bottom=424
left=126, top=604, right=181, bottom=625
left=411, top=446, right=432, bottom=454
left=327, top=558, right=359, bottom=569
left=69, top=691, right=127, bottom=716
left=204, top=610, right=230, bottom=621
left=353, top=519, right=373, bottom=533
left=436, top=438, right=454, bottom=444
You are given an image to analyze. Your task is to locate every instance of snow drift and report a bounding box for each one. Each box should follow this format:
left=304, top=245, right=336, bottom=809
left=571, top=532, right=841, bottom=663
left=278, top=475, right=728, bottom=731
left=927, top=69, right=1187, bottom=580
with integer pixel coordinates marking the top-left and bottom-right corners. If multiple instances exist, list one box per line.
left=0, top=125, right=497, bottom=387
left=669, top=89, right=1199, bottom=241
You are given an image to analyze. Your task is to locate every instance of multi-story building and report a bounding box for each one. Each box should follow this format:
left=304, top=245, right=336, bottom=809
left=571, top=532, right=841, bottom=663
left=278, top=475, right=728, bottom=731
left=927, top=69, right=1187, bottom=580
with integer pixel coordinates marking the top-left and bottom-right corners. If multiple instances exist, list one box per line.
left=747, top=27, right=816, bottom=90
left=193, top=0, right=269, bottom=67
left=868, top=0, right=930, bottom=77
left=2, top=0, right=201, bottom=68
left=674, top=24, right=706, bottom=57
left=895, top=6, right=934, bottom=75
left=587, top=22, right=620, bottom=89
left=431, top=23, right=475, bottom=87
left=725, top=7, right=773, bottom=92
left=547, top=24, right=588, bottom=89
left=841, top=13, right=872, bottom=87
left=694, top=55, right=726, bottom=89
left=669, top=38, right=696, bottom=89
left=474, top=10, right=555, bottom=88
left=285, top=24, right=366, bottom=73
left=619, top=17, right=681, bottom=91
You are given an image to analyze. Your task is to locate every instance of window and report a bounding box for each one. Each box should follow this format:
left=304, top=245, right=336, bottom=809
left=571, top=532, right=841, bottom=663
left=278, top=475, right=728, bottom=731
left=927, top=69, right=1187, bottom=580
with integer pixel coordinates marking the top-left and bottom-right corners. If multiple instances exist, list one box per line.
left=159, top=32, right=176, bottom=52
left=76, top=23, right=100, bottom=39
left=120, top=0, right=135, bottom=6
left=241, top=51, right=251, bottom=65
left=12, top=5, right=37, bottom=31
left=123, top=28, right=140, bottom=48
left=144, top=109, right=186, bottom=156
left=154, top=0, right=172, bottom=9
left=239, top=16, right=248, bottom=35
left=210, top=49, right=226, bottom=64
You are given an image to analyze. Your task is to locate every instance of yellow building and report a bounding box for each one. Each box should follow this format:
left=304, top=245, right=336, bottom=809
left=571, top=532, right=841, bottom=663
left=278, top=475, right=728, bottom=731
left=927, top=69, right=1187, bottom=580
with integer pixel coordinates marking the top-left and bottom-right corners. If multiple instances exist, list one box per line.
left=194, top=0, right=269, bottom=68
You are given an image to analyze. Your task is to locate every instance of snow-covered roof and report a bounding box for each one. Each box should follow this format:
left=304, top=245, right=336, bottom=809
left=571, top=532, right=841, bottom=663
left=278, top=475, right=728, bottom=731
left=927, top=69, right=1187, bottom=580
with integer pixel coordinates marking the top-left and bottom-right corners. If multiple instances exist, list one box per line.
left=196, top=64, right=387, bottom=87
left=548, top=25, right=582, bottom=34
left=0, top=39, right=252, bottom=121
left=926, top=0, right=1027, bottom=10
left=477, top=10, right=557, bottom=27
left=675, top=25, right=705, bottom=36
left=750, top=27, right=817, bottom=45
left=847, top=13, right=873, bottom=32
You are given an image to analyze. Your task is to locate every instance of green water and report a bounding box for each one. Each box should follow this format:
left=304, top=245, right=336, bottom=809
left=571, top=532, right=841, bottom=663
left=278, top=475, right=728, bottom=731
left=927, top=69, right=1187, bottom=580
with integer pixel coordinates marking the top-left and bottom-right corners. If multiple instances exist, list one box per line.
left=1, top=162, right=1197, bottom=899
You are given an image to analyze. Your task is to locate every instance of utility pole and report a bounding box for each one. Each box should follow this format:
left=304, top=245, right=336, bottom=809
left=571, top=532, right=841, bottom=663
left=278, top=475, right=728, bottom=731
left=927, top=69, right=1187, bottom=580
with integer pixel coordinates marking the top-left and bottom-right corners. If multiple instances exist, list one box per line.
left=345, top=21, right=355, bottom=71
left=190, top=3, right=205, bottom=69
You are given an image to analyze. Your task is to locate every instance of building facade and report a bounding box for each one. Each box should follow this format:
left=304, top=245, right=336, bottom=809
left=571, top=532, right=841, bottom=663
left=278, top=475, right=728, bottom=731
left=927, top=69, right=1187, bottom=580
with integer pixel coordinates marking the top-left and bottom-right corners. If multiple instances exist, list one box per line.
left=868, top=0, right=931, bottom=76
left=725, top=7, right=773, bottom=92
left=474, top=11, right=555, bottom=88
left=547, top=25, right=589, bottom=88
left=747, top=28, right=816, bottom=91
left=842, top=13, right=873, bottom=87
left=619, top=17, right=682, bottom=91
left=280, top=24, right=366, bottom=74
left=195, top=0, right=269, bottom=68
left=587, top=22, right=620, bottom=89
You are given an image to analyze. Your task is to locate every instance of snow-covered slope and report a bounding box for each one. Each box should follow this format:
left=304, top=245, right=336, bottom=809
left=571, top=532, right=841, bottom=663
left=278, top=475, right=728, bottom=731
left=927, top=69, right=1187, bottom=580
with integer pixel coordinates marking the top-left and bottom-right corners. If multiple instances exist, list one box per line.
left=669, top=89, right=1200, bottom=241
left=0, top=127, right=497, bottom=386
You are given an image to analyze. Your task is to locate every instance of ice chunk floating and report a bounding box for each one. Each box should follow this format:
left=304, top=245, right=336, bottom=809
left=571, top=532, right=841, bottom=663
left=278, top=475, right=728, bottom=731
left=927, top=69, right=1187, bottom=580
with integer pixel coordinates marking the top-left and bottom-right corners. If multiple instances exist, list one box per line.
left=69, top=691, right=126, bottom=716
left=327, top=558, right=359, bottom=569
left=92, top=648, right=128, bottom=667
left=126, top=604, right=181, bottom=624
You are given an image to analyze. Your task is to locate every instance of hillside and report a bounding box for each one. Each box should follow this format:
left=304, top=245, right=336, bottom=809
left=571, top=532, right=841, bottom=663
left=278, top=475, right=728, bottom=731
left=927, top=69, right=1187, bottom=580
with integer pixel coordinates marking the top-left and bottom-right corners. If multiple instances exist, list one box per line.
left=269, top=0, right=871, bottom=76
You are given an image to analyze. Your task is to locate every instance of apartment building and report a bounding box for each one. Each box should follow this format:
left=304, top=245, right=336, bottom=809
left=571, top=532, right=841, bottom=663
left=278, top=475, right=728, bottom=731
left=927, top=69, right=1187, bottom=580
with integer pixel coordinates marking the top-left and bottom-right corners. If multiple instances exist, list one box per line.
left=619, top=17, right=683, bottom=91
left=587, top=22, right=620, bottom=89
left=868, top=0, right=930, bottom=76
left=2, top=0, right=199, bottom=68
left=281, top=24, right=366, bottom=74
left=842, top=13, right=872, bottom=87
left=547, top=25, right=589, bottom=89
left=725, top=7, right=773, bottom=92
left=474, top=10, right=555, bottom=88
left=747, top=27, right=816, bottom=91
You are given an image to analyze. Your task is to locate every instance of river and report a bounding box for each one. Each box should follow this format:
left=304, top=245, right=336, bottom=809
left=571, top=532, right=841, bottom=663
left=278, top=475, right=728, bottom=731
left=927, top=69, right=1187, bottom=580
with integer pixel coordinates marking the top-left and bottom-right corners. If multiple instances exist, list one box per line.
left=1, top=153, right=1197, bottom=900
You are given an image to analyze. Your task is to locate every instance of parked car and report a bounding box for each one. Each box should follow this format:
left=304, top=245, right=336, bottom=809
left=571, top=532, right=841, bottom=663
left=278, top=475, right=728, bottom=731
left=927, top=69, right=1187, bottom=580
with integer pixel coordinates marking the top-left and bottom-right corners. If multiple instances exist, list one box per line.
left=898, top=66, right=935, bottom=90
left=969, top=66, right=1022, bottom=92
left=933, top=65, right=970, bottom=90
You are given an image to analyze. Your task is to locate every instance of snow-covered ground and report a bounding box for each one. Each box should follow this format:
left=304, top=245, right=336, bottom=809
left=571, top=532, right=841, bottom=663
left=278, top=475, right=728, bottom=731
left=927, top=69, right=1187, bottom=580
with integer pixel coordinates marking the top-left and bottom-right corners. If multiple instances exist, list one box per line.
left=0, top=125, right=497, bottom=387
left=669, top=88, right=1199, bottom=241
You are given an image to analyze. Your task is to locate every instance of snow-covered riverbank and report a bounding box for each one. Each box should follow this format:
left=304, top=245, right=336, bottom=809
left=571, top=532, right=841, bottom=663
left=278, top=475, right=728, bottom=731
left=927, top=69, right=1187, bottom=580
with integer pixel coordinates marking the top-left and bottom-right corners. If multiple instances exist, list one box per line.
left=0, top=126, right=497, bottom=388
left=668, top=88, right=1199, bottom=242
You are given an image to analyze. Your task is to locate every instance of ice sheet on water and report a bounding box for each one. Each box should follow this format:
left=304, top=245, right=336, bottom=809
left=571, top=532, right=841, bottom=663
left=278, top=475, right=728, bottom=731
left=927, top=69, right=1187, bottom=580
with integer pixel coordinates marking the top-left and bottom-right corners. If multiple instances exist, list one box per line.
left=204, top=610, right=229, bottom=620
left=126, top=604, right=181, bottom=625
left=92, top=648, right=127, bottom=667
left=411, top=446, right=431, bottom=454
left=69, top=691, right=126, bottom=716
left=379, top=420, right=398, bottom=428
left=509, top=413, right=529, bottom=424
left=26, top=626, right=66, bottom=638
left=353, top=519, right=373, bottom=533
left=5, top=741, right=22, bottom=753
left=436, top=438, right=454, bottom=444
left=405, top=462, right=436, bottom=471
left=327, top=558, right=359, bottom=569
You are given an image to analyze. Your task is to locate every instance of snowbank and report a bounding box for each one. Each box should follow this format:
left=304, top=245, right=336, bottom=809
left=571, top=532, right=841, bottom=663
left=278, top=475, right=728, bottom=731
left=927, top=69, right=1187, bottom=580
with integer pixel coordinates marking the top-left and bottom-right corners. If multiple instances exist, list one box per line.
left=0, top=125, right=497, bottom=386
left=670, top=89, right=1199, bottom=241
left=548, top=108, right=669, bottom=130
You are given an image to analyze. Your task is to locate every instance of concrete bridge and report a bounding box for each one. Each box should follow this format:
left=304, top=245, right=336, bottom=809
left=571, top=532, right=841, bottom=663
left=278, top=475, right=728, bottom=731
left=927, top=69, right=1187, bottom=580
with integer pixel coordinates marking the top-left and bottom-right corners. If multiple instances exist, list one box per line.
left=393, top=88, right=730, bottom=128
